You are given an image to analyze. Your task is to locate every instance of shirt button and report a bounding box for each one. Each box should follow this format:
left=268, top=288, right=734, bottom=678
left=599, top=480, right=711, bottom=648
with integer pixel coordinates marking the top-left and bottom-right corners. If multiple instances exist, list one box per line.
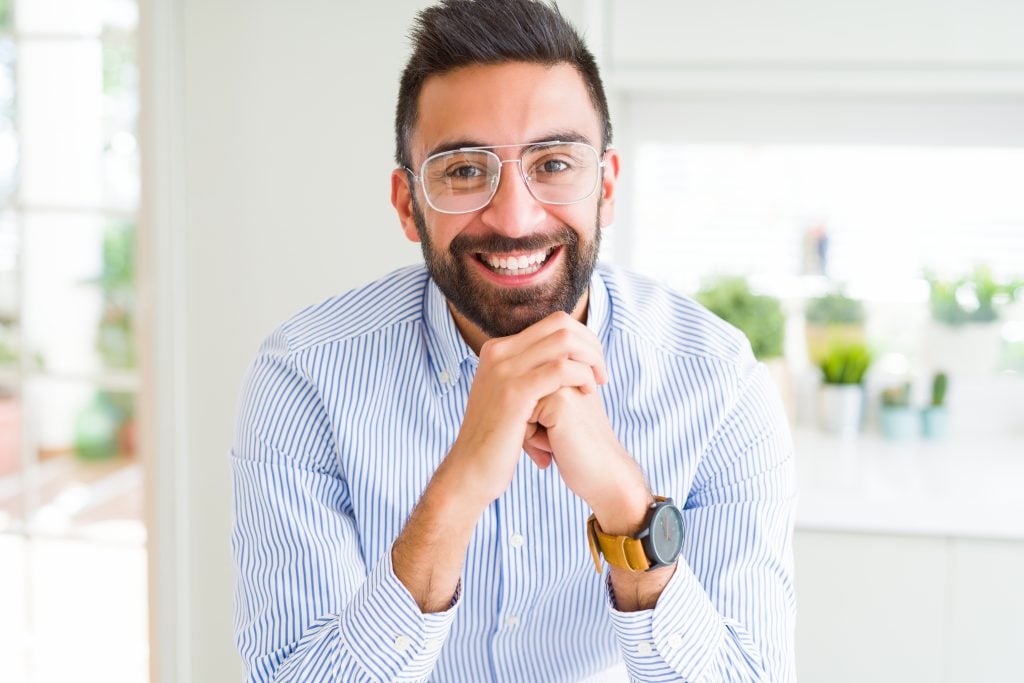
left=637, top=641, right=654, bottom=656
left=393, top=635, right=411, bottom=652
left=510, top=533, right=525, bottom=548
left=667, top=633, right=683, bottom=649
left=437, top=370, right=451, bottom=384
left=505, top=614, right=520, bottom=627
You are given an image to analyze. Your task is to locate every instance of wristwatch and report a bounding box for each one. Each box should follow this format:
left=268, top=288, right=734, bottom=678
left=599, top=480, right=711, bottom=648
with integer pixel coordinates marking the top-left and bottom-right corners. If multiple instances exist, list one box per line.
left=586, top=496, right=684, bottom=573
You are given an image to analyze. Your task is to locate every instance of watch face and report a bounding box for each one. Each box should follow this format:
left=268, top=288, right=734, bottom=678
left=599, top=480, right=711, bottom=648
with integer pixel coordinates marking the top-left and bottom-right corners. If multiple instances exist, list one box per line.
left=650, top=505, right=684, bottom=563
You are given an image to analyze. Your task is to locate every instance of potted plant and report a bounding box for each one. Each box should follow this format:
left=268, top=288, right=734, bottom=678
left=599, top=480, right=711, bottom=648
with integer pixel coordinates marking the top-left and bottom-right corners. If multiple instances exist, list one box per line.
left=805, top=291, right=866, bottom=365
left=697, top=276, right=793, bottom=420
left=879, top=382, right=917, bottom=440
left=73, top=223, right=137, bottom=462
left=0, top=384, right=19, bottom=478
left=817, top=341, right=872, bottom=437
left=696, top=276, right=785, bottom=361
left=94, top=221, right=136, bottom=370
left=921, top=372, right=949, bottom=439
left=924, top=267, right=1021, bottom=376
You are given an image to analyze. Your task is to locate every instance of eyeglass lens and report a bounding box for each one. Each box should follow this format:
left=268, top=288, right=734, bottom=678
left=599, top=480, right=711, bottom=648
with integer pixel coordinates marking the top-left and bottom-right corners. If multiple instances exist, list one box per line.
left=422, top=142, right=600, bottom=214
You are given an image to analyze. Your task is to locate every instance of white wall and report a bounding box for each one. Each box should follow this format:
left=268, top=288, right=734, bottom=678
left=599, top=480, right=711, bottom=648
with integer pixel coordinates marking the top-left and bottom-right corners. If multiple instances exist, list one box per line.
left=181, top=2, right=437, bottom=678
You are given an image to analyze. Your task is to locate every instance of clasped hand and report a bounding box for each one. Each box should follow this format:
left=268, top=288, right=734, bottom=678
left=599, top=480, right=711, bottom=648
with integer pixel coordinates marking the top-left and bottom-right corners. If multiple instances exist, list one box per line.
left=450, top=311, right=645, bottom=514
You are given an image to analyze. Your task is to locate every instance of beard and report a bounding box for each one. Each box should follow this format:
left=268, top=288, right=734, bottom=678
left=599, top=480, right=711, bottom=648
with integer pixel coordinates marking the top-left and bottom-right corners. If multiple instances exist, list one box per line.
left=412, top=198, right=602, bottom=339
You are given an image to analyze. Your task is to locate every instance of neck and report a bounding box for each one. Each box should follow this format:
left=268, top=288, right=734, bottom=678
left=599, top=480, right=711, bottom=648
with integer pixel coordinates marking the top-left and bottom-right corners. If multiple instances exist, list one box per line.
left=448, top=291, right=591, bottom=355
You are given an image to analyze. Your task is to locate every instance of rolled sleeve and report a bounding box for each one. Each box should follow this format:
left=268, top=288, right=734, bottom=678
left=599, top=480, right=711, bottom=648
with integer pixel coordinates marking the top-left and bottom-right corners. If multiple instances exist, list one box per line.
left=339, top=546, right=461, bottom=682
left=605, top=361, right=797, bottom=683
left=606, top=563, right=726, bottom=682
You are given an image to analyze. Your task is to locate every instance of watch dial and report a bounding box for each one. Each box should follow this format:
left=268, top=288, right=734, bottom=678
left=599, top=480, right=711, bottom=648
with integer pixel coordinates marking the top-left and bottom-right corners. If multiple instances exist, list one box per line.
left=651, top=506, right=684, bottom=562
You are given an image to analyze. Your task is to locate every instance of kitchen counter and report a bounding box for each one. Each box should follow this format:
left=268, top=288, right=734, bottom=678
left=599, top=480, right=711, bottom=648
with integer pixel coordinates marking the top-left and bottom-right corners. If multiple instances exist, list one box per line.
left=793, top=427, right=1024, bottom=540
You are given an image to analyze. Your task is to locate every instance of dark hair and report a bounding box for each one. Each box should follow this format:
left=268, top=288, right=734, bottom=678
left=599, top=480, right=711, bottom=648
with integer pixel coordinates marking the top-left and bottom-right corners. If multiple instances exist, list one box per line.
left=394, top=0, right=612, bottom=167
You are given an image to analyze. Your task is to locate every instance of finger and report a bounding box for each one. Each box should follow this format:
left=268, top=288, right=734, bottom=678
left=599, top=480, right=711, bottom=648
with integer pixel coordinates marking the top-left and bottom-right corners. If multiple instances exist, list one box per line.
left=520, top=358, right=598, bottom=402
left=523, top=421, right=540, bottom=442
left=524, top=443, right=552, bottom=469
left=523, top=424, right=552, bottom=453
left=484, top=313, right=607, bottom=382
left=499, top=327, right=608, bottom=387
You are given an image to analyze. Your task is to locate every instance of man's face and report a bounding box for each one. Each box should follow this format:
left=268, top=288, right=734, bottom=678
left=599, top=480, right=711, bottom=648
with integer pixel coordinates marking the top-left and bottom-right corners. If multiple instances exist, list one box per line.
left=392, top=62, right=619, bottom=338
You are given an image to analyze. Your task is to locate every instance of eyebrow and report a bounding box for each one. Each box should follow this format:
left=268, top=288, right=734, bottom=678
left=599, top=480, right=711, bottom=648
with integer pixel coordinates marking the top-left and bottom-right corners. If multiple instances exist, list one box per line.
left=424, top=131, right=594, bottom=159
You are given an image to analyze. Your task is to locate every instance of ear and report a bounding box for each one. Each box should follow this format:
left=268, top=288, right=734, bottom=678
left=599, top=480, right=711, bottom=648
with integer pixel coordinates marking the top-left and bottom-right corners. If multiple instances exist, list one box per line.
left=597, top=148, right=621, bottom=228
left=391, top=168, right=421, bottom=243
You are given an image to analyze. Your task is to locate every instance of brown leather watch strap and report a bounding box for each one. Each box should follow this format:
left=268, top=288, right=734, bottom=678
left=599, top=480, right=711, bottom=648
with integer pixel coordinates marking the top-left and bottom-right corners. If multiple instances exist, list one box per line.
left=585, top=496, right=668, bottom=573
left=587, top=514, right=650, bottom=572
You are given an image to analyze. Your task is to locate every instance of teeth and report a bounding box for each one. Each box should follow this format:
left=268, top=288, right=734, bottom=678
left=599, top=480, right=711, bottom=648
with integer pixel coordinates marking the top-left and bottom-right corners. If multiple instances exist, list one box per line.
left=483, top=248, right=552, bottom=271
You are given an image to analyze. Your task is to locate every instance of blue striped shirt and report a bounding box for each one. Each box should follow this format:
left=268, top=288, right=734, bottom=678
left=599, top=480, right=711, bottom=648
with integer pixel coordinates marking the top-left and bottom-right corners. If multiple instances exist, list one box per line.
left=231, top=263, right=797, bottom=682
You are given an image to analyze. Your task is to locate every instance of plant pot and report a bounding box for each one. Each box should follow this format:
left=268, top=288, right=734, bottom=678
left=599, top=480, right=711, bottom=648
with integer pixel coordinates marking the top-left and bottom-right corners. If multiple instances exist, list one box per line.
left=74, top=394, right=120, bottom=461
left=879, top=406, right=918, bottom=440
left=818, top=384, right=865, bottom=438
left=921, top=406, right=949, bottom=440
left=0, top=398, right=20, bottom=477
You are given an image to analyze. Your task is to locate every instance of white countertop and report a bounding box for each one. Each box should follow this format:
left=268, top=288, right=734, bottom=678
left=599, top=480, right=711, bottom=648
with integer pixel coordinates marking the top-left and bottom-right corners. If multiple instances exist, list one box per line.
left=793, top=428, right=1024, bottom=540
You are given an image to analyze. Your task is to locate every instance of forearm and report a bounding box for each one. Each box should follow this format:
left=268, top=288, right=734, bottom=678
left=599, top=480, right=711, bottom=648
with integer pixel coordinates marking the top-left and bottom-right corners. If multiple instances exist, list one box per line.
left=589, top=461, right=674, bottom=612
left=392, top=447, right=487, bottom=613
left=232, top=455, right=460, bottom=683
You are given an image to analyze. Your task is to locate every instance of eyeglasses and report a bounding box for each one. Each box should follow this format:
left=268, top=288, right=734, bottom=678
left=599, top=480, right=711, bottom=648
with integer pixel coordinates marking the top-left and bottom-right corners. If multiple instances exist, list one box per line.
left=405, top=140, right=606, bottom=215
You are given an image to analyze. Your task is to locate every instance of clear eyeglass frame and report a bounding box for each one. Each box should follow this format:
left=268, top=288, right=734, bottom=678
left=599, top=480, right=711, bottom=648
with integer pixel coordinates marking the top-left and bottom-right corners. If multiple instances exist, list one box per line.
left=404, top=140, right=607, bottom=215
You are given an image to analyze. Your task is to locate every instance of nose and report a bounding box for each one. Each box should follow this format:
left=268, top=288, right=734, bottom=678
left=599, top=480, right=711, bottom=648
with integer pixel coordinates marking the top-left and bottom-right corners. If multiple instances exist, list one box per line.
left=478, top=159, right=548, bottom=237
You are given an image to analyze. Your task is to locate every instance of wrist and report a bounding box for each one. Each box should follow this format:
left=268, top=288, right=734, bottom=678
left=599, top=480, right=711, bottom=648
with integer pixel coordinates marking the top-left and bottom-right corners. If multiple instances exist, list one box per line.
left=591, top=484, right=653, bottom=537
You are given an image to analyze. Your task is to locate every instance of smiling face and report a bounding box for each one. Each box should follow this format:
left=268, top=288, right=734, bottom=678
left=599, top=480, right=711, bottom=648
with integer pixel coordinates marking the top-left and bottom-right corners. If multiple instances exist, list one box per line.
left=392, top=61, right=620, bottom=343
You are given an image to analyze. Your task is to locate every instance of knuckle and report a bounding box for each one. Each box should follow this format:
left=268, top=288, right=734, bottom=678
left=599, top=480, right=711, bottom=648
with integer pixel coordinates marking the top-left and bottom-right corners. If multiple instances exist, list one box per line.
left=553, top=328, right=574, bottom=346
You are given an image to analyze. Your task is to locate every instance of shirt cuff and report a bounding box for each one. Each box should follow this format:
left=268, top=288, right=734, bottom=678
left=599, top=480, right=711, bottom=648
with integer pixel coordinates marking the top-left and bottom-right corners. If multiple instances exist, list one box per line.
left=339, top=544, right=461, bottom=682
left=605, top=563, right=723, bottom=682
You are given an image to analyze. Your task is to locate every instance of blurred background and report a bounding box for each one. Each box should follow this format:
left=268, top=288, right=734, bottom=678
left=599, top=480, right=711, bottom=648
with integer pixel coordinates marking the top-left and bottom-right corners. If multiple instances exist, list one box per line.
left=0, top=0, right=1021, bottom=681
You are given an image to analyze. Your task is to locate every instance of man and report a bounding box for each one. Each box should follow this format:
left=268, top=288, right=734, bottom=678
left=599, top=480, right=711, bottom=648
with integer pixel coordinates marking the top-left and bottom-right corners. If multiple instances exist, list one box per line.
left=231, top=1, right=797, bottom=681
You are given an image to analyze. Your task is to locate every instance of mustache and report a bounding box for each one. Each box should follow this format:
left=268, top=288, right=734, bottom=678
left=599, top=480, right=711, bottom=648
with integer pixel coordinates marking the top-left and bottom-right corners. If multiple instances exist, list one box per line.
left=448, top=226, right=578, bottom=255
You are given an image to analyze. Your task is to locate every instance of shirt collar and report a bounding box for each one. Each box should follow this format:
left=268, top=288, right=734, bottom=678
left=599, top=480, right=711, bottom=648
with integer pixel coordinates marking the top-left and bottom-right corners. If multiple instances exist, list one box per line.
left=422, top=267, right=613, bottom=395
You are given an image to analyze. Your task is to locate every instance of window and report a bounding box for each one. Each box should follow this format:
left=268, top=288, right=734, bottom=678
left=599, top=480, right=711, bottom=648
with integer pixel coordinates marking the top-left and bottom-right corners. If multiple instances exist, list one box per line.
left=0, top=1, right=146, bottom=681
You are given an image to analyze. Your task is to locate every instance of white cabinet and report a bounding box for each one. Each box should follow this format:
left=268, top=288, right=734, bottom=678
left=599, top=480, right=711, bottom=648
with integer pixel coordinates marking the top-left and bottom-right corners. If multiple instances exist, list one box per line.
left=606, top=0, right=1024, bottom=67
left=794, top=531, right=1024, bottom=682
left=946, top=539, right=1024, bottom=681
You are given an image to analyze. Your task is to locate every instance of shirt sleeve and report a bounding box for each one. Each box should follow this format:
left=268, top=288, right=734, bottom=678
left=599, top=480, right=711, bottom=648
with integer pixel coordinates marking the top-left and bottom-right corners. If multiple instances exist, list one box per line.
left=230, top=328, right=460, bottom=682
left=605, top=360, right=798, bottom=682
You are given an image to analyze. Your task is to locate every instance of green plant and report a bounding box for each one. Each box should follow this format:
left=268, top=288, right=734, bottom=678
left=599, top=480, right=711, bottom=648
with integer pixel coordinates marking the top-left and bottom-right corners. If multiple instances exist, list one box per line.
left=805, top=292, right=865, bottom=326
left=926, top=266, right=1021, bottom=327
left=818, top=342, right=872, bottom=385
left=87, top=222, right=136, bottom=369
left=881, top=382, right=912, bottom=408
left=696, top=276, right=785, bottom=360
left=0, top=333, right=14, bottom=365
left=930, top=372, right=948, bottom=407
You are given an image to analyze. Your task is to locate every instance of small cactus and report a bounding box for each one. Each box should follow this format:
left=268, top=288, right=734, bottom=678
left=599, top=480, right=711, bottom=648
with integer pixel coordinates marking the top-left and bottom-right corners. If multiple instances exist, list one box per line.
left=881, top=382, right=912, bottom=408
left=931, top=372, right=949, bottom=407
